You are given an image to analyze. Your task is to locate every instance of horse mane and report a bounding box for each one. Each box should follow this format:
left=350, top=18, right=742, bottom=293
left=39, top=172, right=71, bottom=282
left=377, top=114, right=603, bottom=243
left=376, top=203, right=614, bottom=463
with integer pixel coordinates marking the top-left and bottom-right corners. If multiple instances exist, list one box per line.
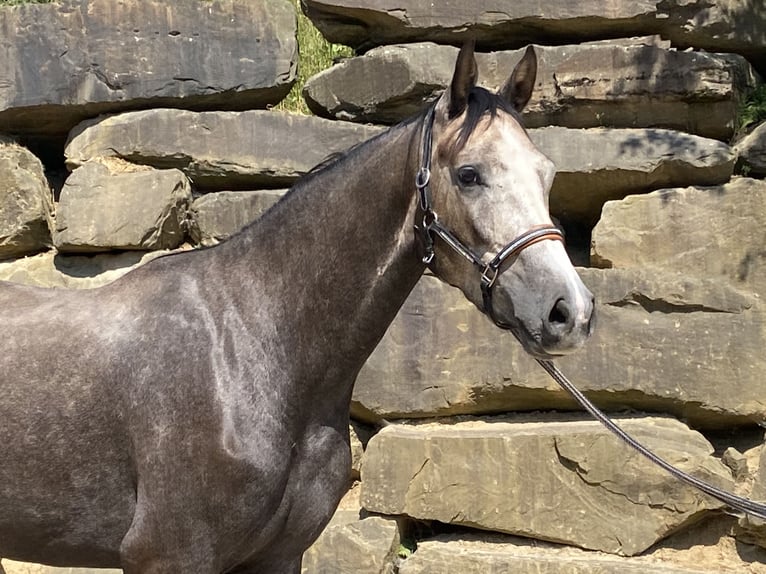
left=447, top=86, right=524, bottom=161
left=304, top=87, right=522, bottom=180
left=260, top=87, right=522, bottom=224
left=302, top=112, right=426, bottom=181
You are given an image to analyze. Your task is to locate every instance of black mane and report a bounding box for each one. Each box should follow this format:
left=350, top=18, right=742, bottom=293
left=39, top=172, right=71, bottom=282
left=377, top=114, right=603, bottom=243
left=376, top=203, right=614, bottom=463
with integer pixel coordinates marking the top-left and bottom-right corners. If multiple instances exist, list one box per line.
left=448, top=86, right=523, bottom=160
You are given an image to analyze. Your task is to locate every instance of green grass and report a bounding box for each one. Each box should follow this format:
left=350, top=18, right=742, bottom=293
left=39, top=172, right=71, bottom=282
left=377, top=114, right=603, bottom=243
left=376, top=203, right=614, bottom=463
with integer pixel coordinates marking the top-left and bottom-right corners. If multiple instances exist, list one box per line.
left=275, top=0, right=353, bottom=114
left=738, top=85, right=766, bottom=137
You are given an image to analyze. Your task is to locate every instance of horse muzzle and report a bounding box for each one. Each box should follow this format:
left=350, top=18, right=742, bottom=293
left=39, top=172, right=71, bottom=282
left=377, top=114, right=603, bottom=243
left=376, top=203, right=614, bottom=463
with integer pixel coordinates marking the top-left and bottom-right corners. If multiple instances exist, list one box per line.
left=494, top=258, right=596, bottom=359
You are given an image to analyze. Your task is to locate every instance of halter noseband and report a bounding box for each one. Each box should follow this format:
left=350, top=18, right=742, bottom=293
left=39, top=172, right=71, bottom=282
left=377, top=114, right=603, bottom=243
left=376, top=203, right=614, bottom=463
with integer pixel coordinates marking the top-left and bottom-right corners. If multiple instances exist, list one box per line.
left=414, top=105, right=564, bottom=330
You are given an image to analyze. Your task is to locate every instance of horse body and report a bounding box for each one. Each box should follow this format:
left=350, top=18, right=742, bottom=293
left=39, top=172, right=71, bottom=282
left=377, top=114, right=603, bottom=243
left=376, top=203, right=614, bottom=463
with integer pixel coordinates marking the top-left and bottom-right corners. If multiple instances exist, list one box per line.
left=1, top=117, right=423, bottom=572
left=0, top=44, right=593, bottom=573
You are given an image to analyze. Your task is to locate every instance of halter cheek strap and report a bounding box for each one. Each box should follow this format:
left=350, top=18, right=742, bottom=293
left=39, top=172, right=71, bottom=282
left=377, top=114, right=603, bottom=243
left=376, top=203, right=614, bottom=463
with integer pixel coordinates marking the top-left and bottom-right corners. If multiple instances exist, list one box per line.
left=414, top=105, right=564, bottom=330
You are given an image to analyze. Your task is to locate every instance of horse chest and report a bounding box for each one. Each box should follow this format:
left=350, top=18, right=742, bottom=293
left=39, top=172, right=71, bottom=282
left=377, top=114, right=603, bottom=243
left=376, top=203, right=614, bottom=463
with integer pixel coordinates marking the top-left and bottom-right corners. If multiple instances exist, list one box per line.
left=216, top=422, right=351, bottom=568
left=275, top=424, right=352, bottom=541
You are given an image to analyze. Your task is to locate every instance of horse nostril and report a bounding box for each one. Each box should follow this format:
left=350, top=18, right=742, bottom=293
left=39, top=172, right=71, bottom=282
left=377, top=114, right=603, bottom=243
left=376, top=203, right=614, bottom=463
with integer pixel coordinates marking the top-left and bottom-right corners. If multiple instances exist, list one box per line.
left=548, top=298, right=570, bottom=327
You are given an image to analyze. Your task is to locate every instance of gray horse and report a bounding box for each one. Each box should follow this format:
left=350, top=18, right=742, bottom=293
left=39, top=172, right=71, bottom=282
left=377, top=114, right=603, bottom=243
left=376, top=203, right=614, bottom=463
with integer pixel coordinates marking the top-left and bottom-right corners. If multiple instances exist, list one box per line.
left=0, top=42, right=593, bottom=573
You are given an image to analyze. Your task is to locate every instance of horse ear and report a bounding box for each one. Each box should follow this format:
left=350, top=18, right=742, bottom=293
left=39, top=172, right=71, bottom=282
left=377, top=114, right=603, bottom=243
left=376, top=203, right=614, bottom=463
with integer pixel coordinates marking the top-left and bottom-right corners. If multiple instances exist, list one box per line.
left=499, top=45, right=537, bottom=112
left=445, top=39, right=478, bottom=118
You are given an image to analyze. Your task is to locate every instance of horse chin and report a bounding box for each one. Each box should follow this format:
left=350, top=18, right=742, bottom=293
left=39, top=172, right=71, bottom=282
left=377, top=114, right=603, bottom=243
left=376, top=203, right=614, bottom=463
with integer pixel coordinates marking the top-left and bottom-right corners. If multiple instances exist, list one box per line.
left=517, top=333, right=583, bottom=360
left=492, top=305, right=593, bottom=360
left=504, top=322, right=566, bottom=360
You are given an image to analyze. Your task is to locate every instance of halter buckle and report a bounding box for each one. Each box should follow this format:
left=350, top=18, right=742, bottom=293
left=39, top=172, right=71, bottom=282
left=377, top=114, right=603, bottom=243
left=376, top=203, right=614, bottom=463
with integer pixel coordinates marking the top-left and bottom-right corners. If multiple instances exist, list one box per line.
left=480, top=264, right=500, bottom=289
left=415, top=167, right=431, bottom=190
left=420, top=212, right=437, bottom=264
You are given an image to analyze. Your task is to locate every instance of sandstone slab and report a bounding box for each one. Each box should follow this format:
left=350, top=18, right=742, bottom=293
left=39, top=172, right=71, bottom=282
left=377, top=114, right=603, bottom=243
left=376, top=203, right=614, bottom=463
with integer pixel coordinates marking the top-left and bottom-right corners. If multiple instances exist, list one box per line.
left=736, top=123, right=766, bottom=177
left=662, top=0, right=766, bottom=75
left=399, top=527, right=763, bottom=574
left=301, top=516, right=400, bottom=574
left=533, top=127, right=735, bottom=226
left=65, top=110, right=385, bottom=190
left=351, top=268, right=764, bottom=429
left=0, top=0, right=297, bottom=138
left=361, top=416, right=731, bottom=555
left=303, top=486, right=400, bottom=574
left=302, top=1, right=766, bottom=75
left=737, top=444, right=766, bottom=549
left=302, top=0, right=660, bottom=52
left=0, top=139, right=52, bottom=260
left=303, top=484, right=366, bottom=569
left=54, top=159, right=191, bottom=253
left=305, top=41, right=756, bottom=140
left=0, top=249, right=178, bottom=289
left=350, top=421, right=373, bottom=481
left=189, top=190, right=286, bottom=246
left=398, top=536, right=705, bottom=574
left=591, top=178, right=766, bottom=291
left=1, top=562, right=120, bottom=574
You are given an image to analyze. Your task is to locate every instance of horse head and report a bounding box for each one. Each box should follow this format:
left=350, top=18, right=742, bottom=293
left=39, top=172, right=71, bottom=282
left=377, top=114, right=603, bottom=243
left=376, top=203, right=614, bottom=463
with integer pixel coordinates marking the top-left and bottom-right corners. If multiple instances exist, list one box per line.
left=417, top=41, right=595, bottom=358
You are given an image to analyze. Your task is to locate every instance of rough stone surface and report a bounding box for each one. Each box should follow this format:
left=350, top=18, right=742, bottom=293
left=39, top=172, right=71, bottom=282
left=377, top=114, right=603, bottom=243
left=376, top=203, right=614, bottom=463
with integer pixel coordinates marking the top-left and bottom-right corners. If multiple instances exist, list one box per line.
left=360, top=416, right=731, bottom=555
left=301, top=517, right=399, bottom=574
left=0, top=249, right=178, bottom=289
left=533, top=127, right=735, bottom=226
left=737, top=445, right=766, bottom=549
left=350, top=421, right=373, bottom=481
left=302, top=0, right=766, bottom=74
left=591, top=178, right=766, bottom=291
left=351, top=268, right=764, bottom=429
left=65, top=110, right=385, bottom=190
left=662, top=0, right=766, bottom=74
left=0, top=139, right=52, bottom=259
left=1, top=562, right=120, bottom=574
left=305, top=41, right=757, bottom=140
left=54, top=158, right=191, bottom=253
left=398, top=537, right=704, bottom=574
left=303, top=485, right=366, bottom=566
left=302, top=485, right=400, bottom=574
left=736, top=123, right=766, bottom=177
left=302, top=0, right=661, bottom=51
left=399, top=526, right=766, bottom=574
left=0, top=0, right=297, bottom=138
left=189, top=190, right=286, bottom=246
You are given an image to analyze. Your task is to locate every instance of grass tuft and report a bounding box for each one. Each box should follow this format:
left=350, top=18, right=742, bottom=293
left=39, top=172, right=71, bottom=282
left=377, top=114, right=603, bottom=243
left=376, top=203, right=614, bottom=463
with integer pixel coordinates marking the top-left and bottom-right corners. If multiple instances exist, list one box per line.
left=275, top=0, right=353, bottom=115
left=737, top=85, right=766, bottom=137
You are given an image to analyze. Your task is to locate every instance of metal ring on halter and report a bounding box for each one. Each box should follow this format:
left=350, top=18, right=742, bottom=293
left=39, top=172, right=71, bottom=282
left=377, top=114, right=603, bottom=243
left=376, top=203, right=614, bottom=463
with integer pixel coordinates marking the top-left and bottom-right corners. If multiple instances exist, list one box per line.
left=415, top=167, right=431, bottom=190
left=480, top=264, right=500, bottom=290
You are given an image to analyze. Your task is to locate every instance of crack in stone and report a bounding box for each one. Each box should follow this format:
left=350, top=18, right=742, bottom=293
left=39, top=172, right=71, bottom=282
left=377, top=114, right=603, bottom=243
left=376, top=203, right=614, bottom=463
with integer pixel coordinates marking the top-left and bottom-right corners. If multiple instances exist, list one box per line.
left=605, top=292, right=738, bottom=314
left=553, top=438, right=692, bottom=513
left=410, top=457, right=431, bottom=485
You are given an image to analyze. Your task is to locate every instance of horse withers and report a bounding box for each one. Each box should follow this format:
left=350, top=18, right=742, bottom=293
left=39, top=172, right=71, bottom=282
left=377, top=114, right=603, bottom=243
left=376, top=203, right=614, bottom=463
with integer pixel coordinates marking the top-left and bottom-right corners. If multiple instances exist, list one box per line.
left=0, top=42, right=593, bottom=573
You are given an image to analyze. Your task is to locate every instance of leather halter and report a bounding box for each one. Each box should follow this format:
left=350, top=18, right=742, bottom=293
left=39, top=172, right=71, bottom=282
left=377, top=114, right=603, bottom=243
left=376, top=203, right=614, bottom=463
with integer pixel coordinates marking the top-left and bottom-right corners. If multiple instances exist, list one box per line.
left=414, top=105, right=564, bottom=329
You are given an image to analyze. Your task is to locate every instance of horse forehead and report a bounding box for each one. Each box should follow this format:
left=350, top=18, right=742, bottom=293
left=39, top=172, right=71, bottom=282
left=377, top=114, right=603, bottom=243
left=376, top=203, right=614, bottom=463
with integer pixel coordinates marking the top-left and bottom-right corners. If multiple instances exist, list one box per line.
left=483, top=113, right=538, bottom=156
left=452, top=113, right=544, bottom=167
left=475, top=115, right=556, bottom=207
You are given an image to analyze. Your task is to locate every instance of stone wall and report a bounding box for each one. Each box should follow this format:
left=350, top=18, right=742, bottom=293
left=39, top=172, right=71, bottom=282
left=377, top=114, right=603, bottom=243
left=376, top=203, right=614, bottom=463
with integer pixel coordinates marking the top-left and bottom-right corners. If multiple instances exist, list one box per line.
left=1, top=0, right=766, bottom=573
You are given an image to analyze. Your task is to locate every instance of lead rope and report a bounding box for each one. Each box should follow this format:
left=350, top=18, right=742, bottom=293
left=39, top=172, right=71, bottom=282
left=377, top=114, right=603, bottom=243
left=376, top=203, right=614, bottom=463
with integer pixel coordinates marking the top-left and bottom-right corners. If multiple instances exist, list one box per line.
left=536, top=357, right=766, bottom=520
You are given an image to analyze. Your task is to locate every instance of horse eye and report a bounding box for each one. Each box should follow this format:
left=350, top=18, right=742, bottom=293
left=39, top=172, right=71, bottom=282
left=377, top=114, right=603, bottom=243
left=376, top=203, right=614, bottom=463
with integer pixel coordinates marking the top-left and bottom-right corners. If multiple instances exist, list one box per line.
left=457, top=165, right=481, bottom=187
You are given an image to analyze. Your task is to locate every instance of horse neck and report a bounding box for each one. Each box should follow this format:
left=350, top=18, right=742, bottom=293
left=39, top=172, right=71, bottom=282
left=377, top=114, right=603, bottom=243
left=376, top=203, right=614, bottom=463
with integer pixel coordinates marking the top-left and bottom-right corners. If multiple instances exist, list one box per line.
left=220, top=118, right=425, bottom=401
